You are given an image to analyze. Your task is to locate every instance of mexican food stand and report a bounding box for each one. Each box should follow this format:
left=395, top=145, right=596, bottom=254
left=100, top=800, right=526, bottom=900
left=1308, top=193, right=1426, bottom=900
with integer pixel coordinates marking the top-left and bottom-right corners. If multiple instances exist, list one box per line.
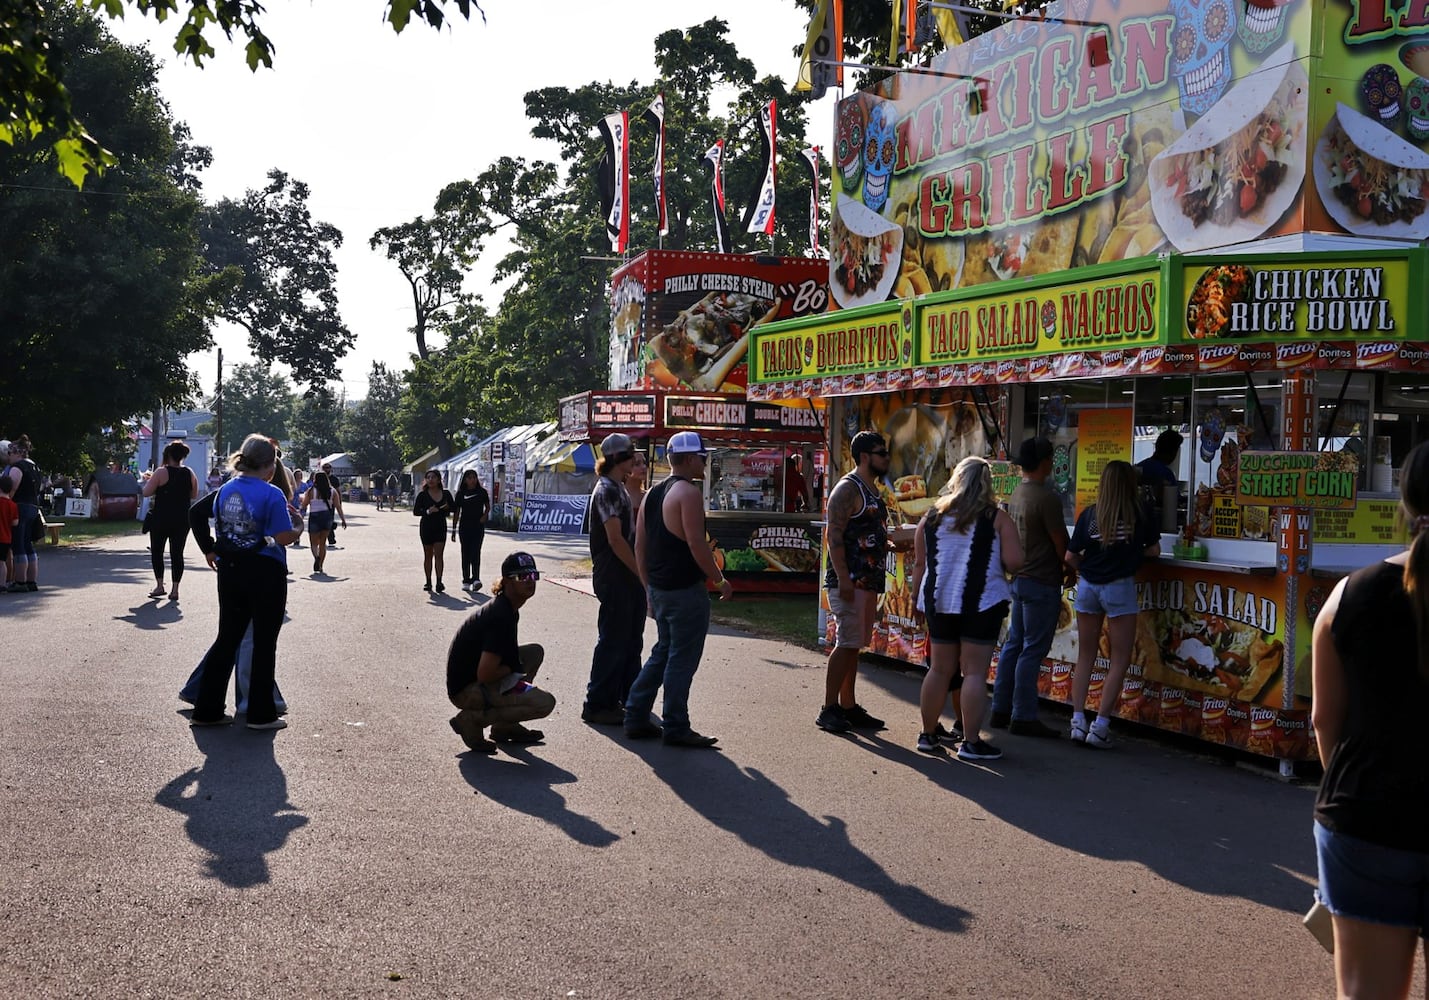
left=749, top=0, right=1429, bottom=764
left=559, top=389, right=826, bottom=593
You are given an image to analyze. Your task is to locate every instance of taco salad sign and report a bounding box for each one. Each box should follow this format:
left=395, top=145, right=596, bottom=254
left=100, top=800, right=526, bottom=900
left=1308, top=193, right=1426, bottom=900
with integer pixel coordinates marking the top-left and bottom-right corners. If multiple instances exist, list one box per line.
left=827, top=0, right=1429, bottom=318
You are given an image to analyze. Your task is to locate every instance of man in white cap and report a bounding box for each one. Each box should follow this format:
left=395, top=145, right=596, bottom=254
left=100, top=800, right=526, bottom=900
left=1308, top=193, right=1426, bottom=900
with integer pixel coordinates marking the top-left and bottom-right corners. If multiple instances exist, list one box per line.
left=582, top=433, right=645, bottom=725
left=625, top=431, right=732, bottom=748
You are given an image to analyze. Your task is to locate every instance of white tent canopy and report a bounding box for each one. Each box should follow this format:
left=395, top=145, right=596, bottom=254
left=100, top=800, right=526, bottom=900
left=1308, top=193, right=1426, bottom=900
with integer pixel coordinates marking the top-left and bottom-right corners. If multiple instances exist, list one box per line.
left=316, top=452, right=358, bottom=476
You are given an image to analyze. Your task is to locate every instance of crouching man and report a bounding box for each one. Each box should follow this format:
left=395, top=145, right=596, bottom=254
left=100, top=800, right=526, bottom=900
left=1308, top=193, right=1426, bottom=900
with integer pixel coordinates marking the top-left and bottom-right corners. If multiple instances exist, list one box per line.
left=446, top=551, right=555, bottom=753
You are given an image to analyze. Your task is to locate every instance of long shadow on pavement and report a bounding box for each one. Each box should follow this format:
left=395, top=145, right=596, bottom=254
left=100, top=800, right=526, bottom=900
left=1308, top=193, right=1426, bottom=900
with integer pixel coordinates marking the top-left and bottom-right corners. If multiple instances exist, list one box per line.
left=457, top=747, right=619, bottom=847
left=113, top=600, right=185, bottom=630
left=155, top=724, right=308, bottom=888
left=845, top=717, right=1317, bottom=916
left=605, top=731, right=969, bottom=932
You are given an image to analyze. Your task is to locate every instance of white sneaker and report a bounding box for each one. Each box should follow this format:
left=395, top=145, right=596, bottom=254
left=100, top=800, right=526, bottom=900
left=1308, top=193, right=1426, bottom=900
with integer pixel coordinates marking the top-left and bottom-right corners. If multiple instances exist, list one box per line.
left=1085, top=725, right=1112, bottom=749
left=1070, top=717, right=1088, bottom=743
left=460, top=581, right=472, bottom=592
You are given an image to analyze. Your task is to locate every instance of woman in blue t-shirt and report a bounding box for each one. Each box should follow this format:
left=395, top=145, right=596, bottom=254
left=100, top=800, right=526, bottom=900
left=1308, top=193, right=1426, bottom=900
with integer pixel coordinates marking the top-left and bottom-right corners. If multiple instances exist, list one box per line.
left=1065, top=460, right=1160, bottom=748
left=188, top=434, right=302, bottom=731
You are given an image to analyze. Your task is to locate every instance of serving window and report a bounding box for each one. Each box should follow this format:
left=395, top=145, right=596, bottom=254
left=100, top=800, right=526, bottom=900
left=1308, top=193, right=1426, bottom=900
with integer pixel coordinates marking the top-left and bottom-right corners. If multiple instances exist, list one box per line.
left=1020, top=378, right=1137, bottom=523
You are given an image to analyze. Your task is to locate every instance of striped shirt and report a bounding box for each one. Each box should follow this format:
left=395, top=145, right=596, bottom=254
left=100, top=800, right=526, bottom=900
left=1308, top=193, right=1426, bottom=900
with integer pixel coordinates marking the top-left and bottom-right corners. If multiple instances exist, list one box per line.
left=917, top=507, right=1010, bottom=616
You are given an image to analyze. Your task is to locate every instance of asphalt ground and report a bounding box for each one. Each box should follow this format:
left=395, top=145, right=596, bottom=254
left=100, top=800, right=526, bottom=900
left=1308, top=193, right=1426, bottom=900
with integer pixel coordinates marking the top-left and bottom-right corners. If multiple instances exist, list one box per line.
left=0, top=506, right=1344, bottom=998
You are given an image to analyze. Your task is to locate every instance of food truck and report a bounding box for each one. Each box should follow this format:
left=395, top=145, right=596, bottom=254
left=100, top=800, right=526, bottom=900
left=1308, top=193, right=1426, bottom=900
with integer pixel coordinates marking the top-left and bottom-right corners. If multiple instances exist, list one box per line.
left=748, top=0, right=1429, bottom=766
left=559, top=389, right=826, bottom=593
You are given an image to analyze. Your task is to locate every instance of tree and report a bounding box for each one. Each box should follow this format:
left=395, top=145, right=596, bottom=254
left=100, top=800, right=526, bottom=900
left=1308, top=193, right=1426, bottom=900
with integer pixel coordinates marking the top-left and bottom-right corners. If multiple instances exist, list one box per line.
left=200, top=169, right=354, bottom=388
left=0, top=6, right=222, bottom=467
left=287, top=385, right=344, bottom=470
left=2, top=0, right=486, bottom=186
left=368, top=200, right=484, bottom=362
left=341, top=362, right=403, bottom=473
left=196, top=361, right=295, bottom=454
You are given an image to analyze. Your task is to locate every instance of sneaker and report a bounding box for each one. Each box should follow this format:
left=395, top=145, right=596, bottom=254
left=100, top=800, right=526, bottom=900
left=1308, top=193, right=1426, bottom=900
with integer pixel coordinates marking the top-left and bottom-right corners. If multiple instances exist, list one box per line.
left=461, top=580, right=472, bottom=592
left=1008, top=718, right=1062, bottom=739
left=842, top=704, right=886, bottom=730
left=663, top=729, right=719, bottom=748
left=25, top=582, right=36, bottom=592
left=1070, top=717, right=1088, bottom=743
left=936, top=721, right=964, bottom=744
left=436, top=581, right=446, bottom=593
left=916, top=731, right=942, bottom=754
left=449, top=715, right=496, bottom=754
left=423, top=582, right=432, bottom=592
left=471, top=580, right=483, bottom=593
left=957, top=739, right=1004, bottom=761
left=989, top=711, right=1012, bottom=729
left=1085, top=725, right=1112, bottom=749
left=581, top=707, right=627, bottom=726
left=816, top=704, right=852, bottom=733
left=313, top=558, right=321, bottom=573
left=492, top=723, right=543, bottom=744
left=190, top=715, right=233, bottom=727
left=246, top=718, right=288, bottom=731
left=7, top=582, right=26, bottom=593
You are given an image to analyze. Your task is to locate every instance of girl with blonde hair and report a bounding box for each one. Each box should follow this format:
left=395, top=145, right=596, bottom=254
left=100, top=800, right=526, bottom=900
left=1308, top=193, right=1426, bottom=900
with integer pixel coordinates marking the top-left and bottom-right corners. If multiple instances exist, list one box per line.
left=911, top=456, right=1023, bottom=759
left=1065, top=459, right=1160, bottom=747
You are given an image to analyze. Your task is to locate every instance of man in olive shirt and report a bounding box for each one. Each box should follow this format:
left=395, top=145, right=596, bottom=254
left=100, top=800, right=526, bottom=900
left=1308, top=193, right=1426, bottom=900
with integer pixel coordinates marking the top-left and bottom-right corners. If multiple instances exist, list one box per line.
left=990, top=437, right=1068, bottom=737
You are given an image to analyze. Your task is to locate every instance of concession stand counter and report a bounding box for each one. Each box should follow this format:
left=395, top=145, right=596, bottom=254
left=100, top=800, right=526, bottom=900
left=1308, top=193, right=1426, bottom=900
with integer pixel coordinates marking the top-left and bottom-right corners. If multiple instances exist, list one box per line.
left=559, top=389, right=827, bottom=594
left=747, top=0, right=1429, bottom=766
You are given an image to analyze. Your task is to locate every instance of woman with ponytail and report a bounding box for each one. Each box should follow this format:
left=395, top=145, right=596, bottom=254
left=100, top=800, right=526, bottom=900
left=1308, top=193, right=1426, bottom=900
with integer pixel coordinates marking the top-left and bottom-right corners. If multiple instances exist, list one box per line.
left=910, top=456, right=1023, bottom=760
left=1312, top=441, right=1429, bottom=999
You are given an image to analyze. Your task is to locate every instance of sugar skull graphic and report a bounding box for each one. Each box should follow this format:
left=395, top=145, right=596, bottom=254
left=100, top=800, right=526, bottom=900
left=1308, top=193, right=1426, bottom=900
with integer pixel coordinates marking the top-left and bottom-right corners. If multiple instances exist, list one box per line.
left=1171, top=0, right=1236, bottom=117
left=1362, top=64, right=1405, bottom=127
left=862, top=100, right=897, bottom=213
left=1238, top=0, right=1293, bottom=53
left=836, top=99, right=866, bottom=192
left=1408, top=76, right=1429, bottom=141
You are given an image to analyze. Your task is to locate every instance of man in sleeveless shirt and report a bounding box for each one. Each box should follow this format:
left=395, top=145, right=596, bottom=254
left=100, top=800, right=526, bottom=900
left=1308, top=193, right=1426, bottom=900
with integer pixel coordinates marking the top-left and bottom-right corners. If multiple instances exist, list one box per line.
left=990, top=437, right=1068, bottom=738
left=818, top=431, right=894, bottom=734
left=624, top=431, right=733, bottom=748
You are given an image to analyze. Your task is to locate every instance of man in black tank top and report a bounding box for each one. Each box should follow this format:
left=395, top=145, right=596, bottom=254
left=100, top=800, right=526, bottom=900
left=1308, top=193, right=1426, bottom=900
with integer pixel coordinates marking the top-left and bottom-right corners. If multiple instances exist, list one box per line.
left=624, top=432, right=733, bottom=748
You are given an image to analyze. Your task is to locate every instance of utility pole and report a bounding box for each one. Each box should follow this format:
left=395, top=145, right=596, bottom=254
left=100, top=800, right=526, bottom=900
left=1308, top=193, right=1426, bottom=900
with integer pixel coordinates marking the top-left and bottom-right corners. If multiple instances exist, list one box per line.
left=149, top=408, right=161, bottom=470
left=215, top=349, right=224, bottom=460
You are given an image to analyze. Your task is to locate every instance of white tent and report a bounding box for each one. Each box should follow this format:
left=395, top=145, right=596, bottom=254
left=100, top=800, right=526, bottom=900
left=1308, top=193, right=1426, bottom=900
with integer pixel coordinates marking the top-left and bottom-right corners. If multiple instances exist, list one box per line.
left=316, top=452, right=358, bottom=476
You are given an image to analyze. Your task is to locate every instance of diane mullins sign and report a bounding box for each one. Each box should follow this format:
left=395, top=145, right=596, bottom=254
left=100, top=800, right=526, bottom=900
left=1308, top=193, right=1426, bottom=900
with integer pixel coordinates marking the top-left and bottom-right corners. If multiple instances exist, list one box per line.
left=829, top=0, right=1320, bottom=309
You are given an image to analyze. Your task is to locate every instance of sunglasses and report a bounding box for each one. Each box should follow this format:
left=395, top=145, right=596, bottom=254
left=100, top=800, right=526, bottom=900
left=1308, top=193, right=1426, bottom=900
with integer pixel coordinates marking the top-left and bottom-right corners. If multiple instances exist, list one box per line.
left=868, top=449, right=890, bottom=457
left=509, top=571, right=540, bottom=582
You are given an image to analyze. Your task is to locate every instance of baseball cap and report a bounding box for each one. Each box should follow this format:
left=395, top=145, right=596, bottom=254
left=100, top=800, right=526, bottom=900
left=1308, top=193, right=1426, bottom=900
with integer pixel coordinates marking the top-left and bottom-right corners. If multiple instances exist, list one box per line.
left=602, top=433, right=634, bottom=457
left=667, top=431, right=708, bottom=456
left=1015, top=437, right=1054, bottom=469
left=501, top=551, right=539, bottom=578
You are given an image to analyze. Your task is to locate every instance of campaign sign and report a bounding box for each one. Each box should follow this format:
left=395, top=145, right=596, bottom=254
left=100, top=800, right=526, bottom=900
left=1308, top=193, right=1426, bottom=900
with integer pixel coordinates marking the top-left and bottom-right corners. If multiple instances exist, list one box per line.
left=518, top=494, right=589, bottom=535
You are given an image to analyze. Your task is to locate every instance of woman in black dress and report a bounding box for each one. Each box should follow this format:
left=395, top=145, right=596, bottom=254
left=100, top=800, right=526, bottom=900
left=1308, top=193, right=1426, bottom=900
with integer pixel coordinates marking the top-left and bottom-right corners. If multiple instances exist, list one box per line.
left=141, top=441, right=199, bottom=600
left=413, top=469, right=455, bottom=592
left=451, top=469, right=490, bottom=593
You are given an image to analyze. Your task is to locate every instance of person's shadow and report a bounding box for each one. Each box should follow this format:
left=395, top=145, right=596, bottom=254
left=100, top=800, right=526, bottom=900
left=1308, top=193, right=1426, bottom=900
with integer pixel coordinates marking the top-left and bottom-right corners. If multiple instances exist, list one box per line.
left=631, top=744, right=968, bottom=931
left=113, top=601, right=183, bottom=630
left=457, top=747, right=618, bottom=847
left=155, top=727, right=308, bottom=888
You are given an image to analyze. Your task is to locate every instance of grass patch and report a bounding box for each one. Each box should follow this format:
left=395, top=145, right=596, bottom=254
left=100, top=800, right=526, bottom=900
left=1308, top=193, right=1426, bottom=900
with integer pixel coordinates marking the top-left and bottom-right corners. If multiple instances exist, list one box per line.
left=711, top=595, right=823, bottom=650
left=51, top=518, right=142, bottom=546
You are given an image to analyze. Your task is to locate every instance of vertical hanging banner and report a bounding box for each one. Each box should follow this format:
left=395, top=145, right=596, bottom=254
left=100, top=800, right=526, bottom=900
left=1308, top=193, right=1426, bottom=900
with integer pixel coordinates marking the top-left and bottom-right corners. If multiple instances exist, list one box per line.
left=743, top=100, right=778, bottom=236
left=800, top=146, right=822, bottom=254
left=596, top=112, right=629, bottom=253
left=795, top=0, right=843, bottom=100
left=643, top=94, right=667, bottom=237
left=702, top=139, right=731, bottom=254
left=888, top=0, right=916, bottom=61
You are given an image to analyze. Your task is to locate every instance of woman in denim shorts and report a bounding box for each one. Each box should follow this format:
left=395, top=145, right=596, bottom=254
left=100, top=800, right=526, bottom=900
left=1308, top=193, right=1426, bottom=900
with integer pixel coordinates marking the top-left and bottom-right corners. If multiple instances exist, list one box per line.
left=1312, top=442, right=1429, bottom=998
left=1065, top=460, right=1160, bottom=748
left=911, top=457, right=1024, bottom=761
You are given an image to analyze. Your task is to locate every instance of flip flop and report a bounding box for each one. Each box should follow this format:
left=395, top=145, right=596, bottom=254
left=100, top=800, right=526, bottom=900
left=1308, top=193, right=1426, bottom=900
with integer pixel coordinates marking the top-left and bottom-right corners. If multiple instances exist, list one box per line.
left=148, top=586, right=166, bottom=599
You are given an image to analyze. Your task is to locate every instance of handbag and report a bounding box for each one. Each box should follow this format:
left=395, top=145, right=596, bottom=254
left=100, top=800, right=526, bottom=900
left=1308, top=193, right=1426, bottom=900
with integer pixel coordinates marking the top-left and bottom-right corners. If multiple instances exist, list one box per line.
left=31, top=509, right=46, bottom=544
left=142, top=505, right=154, bottom=534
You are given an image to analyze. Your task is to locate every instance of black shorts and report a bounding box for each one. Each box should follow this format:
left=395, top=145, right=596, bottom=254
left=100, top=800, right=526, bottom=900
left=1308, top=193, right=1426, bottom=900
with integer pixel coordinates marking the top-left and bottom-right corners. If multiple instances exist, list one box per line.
left=0, top=540, right=9, bottom=559
left=928, top=601, right=1010, bottom=646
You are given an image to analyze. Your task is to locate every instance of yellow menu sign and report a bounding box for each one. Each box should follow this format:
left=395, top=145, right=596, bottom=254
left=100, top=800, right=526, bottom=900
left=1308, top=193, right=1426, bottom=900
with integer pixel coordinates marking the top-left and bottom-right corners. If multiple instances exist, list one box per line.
left=1074, top=408, right=1133, bottom=518
left=1314, top=499, right=1406, bottom=545
left=751, top=303, right=913, bottom=382
left=1236, top=452, right=1357, bottom=510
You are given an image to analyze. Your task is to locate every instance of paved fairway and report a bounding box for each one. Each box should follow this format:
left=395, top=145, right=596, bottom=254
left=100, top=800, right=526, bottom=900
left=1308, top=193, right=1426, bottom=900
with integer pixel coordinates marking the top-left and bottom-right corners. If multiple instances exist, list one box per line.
left=1, top=509, right=1336, bottom=998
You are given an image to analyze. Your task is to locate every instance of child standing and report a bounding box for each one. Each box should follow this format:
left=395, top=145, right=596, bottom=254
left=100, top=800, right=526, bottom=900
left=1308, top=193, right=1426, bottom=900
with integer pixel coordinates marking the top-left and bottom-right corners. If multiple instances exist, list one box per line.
left=0, top=473, right=18, bottom=591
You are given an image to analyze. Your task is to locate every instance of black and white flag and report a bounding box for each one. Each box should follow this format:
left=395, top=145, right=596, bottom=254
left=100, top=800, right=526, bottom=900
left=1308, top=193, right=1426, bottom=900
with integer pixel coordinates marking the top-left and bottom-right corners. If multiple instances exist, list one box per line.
left=742, top=100, right=777, bottom=236
left=702, top=139, right=730, bottom=254
left=643, top=94, right=667, bottom=237
left=800, top=146, right=821, bottom=254
left=595, top=111, right=629, bottom=252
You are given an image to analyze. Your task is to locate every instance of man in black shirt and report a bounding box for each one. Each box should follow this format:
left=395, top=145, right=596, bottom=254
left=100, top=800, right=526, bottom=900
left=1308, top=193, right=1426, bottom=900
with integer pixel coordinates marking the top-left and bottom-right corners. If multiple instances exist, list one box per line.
left=446, top=551, right=555, bottom=754
left=583, top=433, right=645, bottom=725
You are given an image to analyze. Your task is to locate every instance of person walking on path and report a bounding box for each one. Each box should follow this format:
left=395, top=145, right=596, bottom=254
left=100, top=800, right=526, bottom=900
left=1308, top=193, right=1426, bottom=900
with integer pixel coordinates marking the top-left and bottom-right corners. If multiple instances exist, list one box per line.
left=582, top=433, right=645, bottom=726
left=1312, top=442, right=1429, bottom=1000
left=187, top=434, right=302, bottom=731
left=817, top=430, right=894, bottom=734
left=911, top=456, right=1023, bottom=759
left=413, top=470, right=455, bottom=593
left=989, top=437, right=1068, bottom=738
left=624, top=431, right=731, bottom=748
left=4, top=435, right=43, bottom=592
left=141, top=440, right=199, bottom=601
left=451, top=469, right=490, bottom=592
left=446, top=551, right=555, bottom=754
left=322, top=463, right=341, bottom=549
left=301, top=471, right=345, bottom=575
left=1065, top=460, right=1160, bottom=748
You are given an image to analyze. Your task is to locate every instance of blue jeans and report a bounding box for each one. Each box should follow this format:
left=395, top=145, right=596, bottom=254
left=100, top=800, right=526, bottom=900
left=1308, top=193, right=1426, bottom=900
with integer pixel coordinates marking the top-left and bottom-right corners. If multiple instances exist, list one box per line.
left=992, top=577, right=1060, bottom=721
left=179, top=622, right=287, bottom=713
left=625, top=582, right=710, bottom=737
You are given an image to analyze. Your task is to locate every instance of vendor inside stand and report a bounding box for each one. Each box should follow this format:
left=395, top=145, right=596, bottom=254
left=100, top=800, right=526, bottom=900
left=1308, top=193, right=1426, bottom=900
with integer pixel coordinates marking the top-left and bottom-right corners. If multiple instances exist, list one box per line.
left=707, top=446, right=815, bottom=513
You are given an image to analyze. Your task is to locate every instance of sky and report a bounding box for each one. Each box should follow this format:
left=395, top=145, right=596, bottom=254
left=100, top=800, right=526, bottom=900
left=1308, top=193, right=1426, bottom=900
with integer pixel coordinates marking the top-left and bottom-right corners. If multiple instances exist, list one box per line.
left=104, top=0, right=834, bottom=402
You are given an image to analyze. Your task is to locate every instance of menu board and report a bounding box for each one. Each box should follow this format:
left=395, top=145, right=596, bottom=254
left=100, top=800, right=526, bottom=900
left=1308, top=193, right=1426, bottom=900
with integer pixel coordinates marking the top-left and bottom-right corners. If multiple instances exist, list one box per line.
left=1313, top=498, right=1405, bottom=544
left=592, top=393, right=657, bottom=430
left=1235, top=451, right=1358, bottom=509
left=1074, top=408, right=1133, bottom=517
